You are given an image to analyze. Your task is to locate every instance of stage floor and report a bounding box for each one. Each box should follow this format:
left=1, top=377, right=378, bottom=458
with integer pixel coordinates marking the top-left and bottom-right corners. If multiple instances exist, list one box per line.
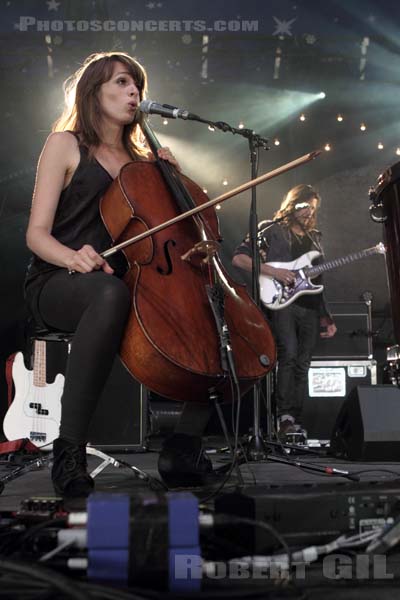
left=2, top=438, right=400, bottom=511
left=1, top=438, right=400, bottom=599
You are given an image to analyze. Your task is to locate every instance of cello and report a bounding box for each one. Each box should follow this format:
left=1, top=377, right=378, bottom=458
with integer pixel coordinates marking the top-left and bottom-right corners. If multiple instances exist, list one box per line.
left=100, top=117, right=277, bottom=403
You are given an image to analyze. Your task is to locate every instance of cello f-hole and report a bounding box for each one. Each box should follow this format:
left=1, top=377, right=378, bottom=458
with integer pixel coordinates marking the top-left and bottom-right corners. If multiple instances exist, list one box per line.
left=156, top=239, right=176, bottom=275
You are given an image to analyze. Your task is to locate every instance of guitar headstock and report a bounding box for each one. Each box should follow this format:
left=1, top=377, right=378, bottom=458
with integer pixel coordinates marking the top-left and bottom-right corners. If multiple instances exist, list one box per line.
left=375, top=242, right=386, bottom=255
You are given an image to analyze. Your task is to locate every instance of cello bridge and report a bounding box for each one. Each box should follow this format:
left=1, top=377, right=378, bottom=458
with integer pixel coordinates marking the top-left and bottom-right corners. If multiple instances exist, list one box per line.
left=181, top=240, right=220, bottom=264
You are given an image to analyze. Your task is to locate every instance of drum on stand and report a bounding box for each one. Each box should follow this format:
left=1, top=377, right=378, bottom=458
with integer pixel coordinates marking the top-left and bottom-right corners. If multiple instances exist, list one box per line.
left=370, top=161, right=400, bottom=347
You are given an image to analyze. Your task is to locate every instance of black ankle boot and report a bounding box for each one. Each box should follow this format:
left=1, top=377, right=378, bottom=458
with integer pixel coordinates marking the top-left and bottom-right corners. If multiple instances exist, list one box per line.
left=52, top=438, right=94, bottom=498
left=158, top=433, right=216, bottom=488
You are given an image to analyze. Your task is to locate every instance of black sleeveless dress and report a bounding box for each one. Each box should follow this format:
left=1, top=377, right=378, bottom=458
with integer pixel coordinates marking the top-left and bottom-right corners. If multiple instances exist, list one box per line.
left=24, top=139, right=128, bottom=327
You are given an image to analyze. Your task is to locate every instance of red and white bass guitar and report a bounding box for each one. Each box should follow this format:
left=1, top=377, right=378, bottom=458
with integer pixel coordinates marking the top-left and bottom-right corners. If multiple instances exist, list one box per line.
left=3, top=341, right=63, bottom=449
left=259, top=242, right=386, bottom=311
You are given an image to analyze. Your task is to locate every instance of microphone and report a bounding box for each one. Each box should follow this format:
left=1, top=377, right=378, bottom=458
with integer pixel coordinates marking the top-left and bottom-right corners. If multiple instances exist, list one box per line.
left=294, top=202, right=310, bottom=211
left=139, top=99, right=192, bottom=120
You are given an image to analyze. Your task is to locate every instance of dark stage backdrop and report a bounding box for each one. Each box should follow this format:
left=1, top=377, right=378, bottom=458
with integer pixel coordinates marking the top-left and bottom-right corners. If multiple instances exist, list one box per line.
left=1, top=0, right=398, bottom=427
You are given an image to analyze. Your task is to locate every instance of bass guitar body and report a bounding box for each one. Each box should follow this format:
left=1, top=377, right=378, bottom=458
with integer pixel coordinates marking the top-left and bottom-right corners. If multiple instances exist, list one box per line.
left=3, top=352, right=63, bottom=449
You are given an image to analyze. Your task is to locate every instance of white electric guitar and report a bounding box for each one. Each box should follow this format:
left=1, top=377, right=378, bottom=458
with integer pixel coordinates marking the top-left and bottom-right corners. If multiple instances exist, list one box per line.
left=259, top=242, right=386, bottom=311
left=3, top=341, right=63, bottom=449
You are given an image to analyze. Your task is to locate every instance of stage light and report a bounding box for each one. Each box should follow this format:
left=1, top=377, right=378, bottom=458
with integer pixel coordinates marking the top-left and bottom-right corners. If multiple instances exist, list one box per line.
left=208, top=125, right=215, bottom=132
left=216, top=204, right=222, bottom=210
left=360, top=123, right=367, bottom=131
left=230, top=86, right=325, bottom=133
left=318, top=92, right=326, bottom=99
left=337, top=114, right=343, bottom=122
left=222, top=179, right=228, bottom=186
left=324, top=143, right=331, bottom=151
left=238, top=122, right=244, bottom=129
left=396, top=148, right=400, bottom=156
left=378, top=142, right=384, bottom=150
left=299, top=113, right=306, bottom=121
left=274, top=138, right=280, bottom=146
left=163, top=119, right=168, bottom=125
left=203, top=188, right=208, bottom=194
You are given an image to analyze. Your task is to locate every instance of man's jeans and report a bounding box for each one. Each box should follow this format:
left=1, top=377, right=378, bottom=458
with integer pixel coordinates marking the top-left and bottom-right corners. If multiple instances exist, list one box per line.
left=270, top=303, right=319, bottom=423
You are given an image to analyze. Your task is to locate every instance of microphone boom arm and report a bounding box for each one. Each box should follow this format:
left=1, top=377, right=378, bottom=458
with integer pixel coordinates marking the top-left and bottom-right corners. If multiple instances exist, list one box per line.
left=138, top=100, right=269, bottom=148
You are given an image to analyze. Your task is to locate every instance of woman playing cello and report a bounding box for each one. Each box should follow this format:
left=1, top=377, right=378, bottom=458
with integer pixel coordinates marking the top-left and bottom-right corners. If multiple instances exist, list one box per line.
left=25, top=52, right=216, bottom=498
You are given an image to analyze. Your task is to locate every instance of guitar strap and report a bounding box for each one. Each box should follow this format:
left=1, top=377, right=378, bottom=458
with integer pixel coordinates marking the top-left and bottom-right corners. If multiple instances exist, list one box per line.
left=0, top=438, right=40, bottom=455
left=5, top=353, right=17, bottom=407
left=307, top=230, right=323, bottom=254
left=294, top=221, right=323, bottom=254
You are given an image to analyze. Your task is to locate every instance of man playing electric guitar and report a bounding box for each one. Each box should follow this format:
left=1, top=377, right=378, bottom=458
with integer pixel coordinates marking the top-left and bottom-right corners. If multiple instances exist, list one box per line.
left=232, top=184, right=337, bottom=438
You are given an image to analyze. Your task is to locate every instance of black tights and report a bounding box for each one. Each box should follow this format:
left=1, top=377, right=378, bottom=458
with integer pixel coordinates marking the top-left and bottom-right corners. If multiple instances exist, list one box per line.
left=37, top=270, right=213, bottom=445
left=38, top=270, right=131, bottom=444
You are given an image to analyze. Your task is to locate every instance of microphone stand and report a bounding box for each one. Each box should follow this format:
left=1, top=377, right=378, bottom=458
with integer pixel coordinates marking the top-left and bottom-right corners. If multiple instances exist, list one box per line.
left=198, top=120, right=273, bottom=460
left=157, top=110, right=273, bottom=460
left=142, top=107, right=315, bottom=461
left=187, top=116, right=272, bottom=460
left=246, top=131, right=271, bottom=460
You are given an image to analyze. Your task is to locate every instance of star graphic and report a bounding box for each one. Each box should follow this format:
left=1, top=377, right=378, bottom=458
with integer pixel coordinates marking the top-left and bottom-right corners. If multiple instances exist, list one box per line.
left=272, top=16, right=296, bottom=37
left=47, top=0, right=61, bottom=11
left=304, top=33, right=317, bottom=45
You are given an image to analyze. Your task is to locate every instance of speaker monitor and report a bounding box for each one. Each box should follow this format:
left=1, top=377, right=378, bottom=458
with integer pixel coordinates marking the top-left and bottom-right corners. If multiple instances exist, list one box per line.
left=330, top=385, right=400, bottom=461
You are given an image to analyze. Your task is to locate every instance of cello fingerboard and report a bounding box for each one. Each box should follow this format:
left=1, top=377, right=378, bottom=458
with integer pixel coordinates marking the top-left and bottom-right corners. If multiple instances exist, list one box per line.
left=33, top=340, right=47, bottom=387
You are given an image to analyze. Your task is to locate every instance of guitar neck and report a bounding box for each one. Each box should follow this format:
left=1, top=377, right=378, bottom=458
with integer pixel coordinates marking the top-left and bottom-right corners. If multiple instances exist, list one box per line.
left=306, top=246, right=382, bottom=278
left=33, top=340, right=47, bottom=387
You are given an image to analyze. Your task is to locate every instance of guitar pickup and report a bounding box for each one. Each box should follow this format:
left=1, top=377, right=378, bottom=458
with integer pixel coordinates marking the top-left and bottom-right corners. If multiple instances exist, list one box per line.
left=30, top=432, right=47, bottom=442
left=29, top=402, right=48, bottom=415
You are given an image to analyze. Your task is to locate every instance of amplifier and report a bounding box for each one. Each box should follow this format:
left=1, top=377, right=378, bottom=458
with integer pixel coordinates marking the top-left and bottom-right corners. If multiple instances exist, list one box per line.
left=313, top=302, right=372, bottom=359
left=31, top=339, right=147, bottom=452
left=302, top=360, right=377, bottom=440
left=87, top=356, right=148, bottom=453
left=215, top=482, right=400, bottom=553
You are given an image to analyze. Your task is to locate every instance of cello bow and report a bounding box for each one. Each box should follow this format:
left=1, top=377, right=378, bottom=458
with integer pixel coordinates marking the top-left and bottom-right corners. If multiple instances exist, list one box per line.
left=102, top=148, right=321, bottom=259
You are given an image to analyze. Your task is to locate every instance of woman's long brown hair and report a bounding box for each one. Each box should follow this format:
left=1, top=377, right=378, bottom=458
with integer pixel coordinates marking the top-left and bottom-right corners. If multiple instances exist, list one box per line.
left=53, top=51, right=148, bottom=158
